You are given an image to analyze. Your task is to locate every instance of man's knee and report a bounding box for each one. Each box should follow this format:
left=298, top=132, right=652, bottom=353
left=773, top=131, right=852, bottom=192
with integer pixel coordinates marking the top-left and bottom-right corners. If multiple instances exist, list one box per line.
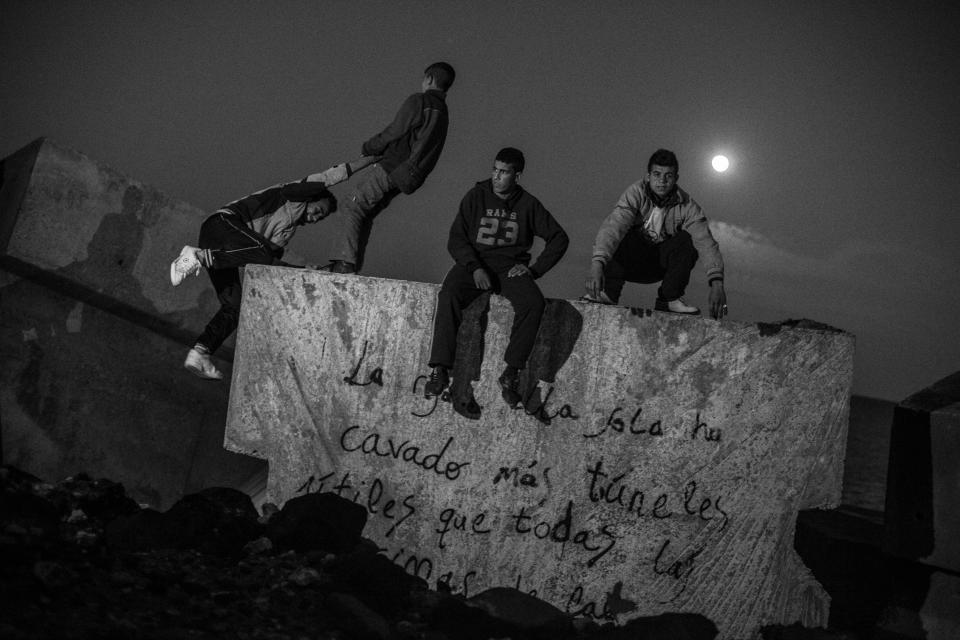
left=509, top=286, right=545, bottom=316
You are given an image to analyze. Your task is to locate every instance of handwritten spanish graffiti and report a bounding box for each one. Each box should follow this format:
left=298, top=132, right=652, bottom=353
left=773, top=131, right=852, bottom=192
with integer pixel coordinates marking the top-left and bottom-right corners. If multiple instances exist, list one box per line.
left=229, top=272, right=853, bottom=640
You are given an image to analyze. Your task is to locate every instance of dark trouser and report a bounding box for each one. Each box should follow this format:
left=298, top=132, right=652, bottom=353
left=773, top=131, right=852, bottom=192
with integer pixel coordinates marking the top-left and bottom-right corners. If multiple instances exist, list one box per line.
left=331, top=164, right=400, bottom=271
left=195, top=213, right=279, bottom=354
left=429, top=264, right=546, bottom=370
left=602, top=229, right=698, bottom=304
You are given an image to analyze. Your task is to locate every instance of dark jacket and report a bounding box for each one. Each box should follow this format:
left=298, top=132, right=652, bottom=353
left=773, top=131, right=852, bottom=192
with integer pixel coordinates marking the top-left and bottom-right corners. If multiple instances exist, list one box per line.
left=448, top=179, right=569, bottom=277
left=361, top=89, right=449, bottom=194
left=217, top=181, right=330, bottom=251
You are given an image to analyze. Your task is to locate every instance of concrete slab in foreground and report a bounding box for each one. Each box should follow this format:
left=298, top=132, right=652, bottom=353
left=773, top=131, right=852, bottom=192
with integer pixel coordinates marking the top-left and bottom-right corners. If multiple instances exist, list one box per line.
left=226, top=267, right=855, bottom=639
left=0, top=138, right=263, bottom=508
left=885, top=371, right=960, bottom=573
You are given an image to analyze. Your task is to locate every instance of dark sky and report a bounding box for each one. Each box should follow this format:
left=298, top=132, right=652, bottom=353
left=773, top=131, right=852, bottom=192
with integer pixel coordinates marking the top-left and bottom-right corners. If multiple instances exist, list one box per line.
left=2, top=1, right=959, bottom=401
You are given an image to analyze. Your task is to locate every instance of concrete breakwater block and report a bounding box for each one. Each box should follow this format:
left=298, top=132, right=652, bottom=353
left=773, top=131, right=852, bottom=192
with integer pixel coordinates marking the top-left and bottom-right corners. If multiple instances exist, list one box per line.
left=0, top=139, right=263, bottom=509
left=0, top=138, right=216, bottom=339
left=885, top=371, right=960, bottom=573
left=225, top=267, right=855, bottom=639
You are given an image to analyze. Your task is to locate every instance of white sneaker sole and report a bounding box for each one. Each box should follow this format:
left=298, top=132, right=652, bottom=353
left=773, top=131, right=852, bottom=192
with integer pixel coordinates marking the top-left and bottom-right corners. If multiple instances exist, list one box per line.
left=184, top=362, right=223, bottom=380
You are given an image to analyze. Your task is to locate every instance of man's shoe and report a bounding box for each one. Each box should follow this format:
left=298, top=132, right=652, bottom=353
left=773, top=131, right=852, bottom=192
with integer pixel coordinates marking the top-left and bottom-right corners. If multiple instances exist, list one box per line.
left=184, top=348, right=224, bottom=380
left=319, top=260, right=357, bottom=274
left=580, top=292, right=615, bottom=305
left=424, top=366, right=449, bottom=398
left=498, top=367, right=522, bottom=408
left=170, top=246, right=203, bottom=286
left=655, top=297, right=701, bottom=315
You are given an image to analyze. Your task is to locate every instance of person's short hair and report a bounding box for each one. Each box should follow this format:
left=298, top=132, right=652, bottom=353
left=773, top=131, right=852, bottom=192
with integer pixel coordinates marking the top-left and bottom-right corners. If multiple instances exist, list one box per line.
left=313, top=188, right=337, bottom=213
left=647, top=148, right=679, bottom=173
left=424, top=62, right=456, bottom=91
left=495, top=147, right=525, bottom=173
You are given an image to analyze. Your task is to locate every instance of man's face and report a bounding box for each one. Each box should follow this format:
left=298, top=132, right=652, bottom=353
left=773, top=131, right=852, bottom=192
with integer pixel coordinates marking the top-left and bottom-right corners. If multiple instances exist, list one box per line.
left=491, top=161, right=519, bottom=196
left=303, top=198, right=333, bottom=224
left=647, top=164, right=678, bottom=197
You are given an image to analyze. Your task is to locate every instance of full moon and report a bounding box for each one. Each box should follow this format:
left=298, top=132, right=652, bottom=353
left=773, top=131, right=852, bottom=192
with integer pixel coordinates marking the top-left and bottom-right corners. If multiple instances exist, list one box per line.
left=712, top=155, right=730, bottom=172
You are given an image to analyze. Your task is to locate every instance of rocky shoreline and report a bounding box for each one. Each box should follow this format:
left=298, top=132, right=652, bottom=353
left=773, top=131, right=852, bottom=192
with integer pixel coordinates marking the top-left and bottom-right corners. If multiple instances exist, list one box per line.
left=1, top=465, right=845, bottom=639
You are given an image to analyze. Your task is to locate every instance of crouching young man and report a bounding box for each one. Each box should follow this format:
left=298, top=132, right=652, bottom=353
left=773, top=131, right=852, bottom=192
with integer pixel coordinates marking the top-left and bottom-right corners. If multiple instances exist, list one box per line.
left=584, top=148, right=728, bottom=319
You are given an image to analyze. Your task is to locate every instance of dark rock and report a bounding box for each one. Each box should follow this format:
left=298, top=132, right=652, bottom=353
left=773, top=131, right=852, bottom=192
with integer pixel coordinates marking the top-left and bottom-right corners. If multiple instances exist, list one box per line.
left=760, top=623, right=858, bottom=639
left=599, top=612, right=718, bottom=640
left=105, top=488, right=262, bottom=556
left=49, top=473, right=140, bottom=522
left=162, top=488, right=262, bottom=556
left=266, top=491, right=367, bottom=554
left=324, top=543, right=428, bottom=615
left=430, top=593, right=526, bottom=639
left=103, top=507, right=168, bottom=552
left=32, top=560, right=78, bottom=591
left=467, top=587, right=573, bottom=633
left=328, top=591, right=391, bottom=640
left=242, top=535, right=273, bottom=556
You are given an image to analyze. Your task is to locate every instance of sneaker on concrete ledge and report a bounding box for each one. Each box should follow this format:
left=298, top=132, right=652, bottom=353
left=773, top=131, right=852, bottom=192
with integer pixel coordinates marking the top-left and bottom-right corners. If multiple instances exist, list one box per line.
left=170, top=246, right=202, bottom=286
left=654, top=297, right=701, bottom=315
left=184, top=348, right=223, bottom=380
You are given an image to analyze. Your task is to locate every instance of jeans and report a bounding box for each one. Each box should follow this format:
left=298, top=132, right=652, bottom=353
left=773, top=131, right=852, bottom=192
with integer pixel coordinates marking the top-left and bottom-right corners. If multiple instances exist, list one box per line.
left=602, top=229, right=698, bottom=304
left=195, top=213, right=279, bottom=354
left=429, top=263, right=546, bottom=370
left=330, top=163, right=400, bottom=270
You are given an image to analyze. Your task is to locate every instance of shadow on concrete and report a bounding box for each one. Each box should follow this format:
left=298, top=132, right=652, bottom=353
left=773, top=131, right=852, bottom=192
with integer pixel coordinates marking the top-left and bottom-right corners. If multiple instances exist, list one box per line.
left=444, top=296, right=584, bottom=423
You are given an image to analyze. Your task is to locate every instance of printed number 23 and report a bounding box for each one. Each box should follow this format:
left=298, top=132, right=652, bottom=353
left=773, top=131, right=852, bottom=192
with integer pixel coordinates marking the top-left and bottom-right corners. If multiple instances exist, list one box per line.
left=477, top=217, right=519, bottom=246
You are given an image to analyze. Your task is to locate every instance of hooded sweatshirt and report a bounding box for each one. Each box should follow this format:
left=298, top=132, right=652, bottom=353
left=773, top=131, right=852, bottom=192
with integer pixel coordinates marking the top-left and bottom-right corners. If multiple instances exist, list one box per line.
left=448, top=179, right=569, bottom=277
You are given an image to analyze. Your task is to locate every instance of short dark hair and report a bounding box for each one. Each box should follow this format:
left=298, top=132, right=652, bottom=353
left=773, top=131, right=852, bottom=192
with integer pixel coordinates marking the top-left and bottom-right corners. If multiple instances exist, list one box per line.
left=495, top=147, right=525, bottom=173
left=313, top=189, right=337, bottom=213
left=424, top=62, right=456, bottom=91
left=647, top=148, right=679, bottom=173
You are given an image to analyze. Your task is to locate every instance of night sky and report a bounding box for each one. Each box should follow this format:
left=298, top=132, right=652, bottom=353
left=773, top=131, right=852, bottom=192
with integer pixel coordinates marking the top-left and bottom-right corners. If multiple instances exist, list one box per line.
left=2, top=1, right=958, bottom=402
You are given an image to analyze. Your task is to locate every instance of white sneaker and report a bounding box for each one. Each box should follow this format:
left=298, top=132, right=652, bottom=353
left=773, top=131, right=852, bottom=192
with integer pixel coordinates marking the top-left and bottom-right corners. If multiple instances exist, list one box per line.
left=183, top=348, right=223, bottom=380
left=170, top=246, right=202, bottom=286
left=656, top=297, right=701, bottom=315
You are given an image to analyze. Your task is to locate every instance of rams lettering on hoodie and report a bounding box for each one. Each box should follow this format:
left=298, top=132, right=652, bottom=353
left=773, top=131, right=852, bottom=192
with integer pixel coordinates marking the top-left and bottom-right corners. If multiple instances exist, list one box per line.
left=448, top=179, right=569, bottom=278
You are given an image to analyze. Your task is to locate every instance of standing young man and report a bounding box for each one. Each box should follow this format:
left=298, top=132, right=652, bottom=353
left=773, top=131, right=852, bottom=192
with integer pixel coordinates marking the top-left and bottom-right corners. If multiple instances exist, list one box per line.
left=424, top=147, right=569, bottom=406
left=584, top=148, right=728, bottom=319
left=325, top=62, right=455, bottom=273
left=169, top=164, right=355, bottom=380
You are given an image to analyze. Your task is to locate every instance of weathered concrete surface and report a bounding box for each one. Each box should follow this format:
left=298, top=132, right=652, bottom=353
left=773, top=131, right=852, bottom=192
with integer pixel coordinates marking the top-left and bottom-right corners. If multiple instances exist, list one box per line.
left=885, top=371, right=960, bottom=573
left=1, top=138, right=217, bottom=341
left=0, top=138, right=264, bottom=508
left=226, top=267, right=855, bottom=640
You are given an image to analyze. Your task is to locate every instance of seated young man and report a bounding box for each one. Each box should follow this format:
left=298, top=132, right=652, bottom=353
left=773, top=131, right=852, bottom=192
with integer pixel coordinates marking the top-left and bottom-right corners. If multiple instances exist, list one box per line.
left=169, top=169, right=346, bottom=380
left=424, top=147, right=569, bottom=406
left=584, top=148, right=728, bottom=320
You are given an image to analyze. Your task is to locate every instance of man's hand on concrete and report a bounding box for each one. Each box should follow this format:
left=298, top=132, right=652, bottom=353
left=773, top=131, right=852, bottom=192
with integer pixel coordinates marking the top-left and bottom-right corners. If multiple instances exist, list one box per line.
left=585, top=260, right=605, bottom=298
left=507, top=264, right=531, bottom=278
left=474, top=268, right=492, bottom=290
left=709, top=281, right=728, bottom=320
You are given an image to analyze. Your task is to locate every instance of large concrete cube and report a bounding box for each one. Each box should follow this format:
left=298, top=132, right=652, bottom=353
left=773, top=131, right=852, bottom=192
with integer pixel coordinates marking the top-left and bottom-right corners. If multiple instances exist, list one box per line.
left=885, top=371, right=960, bottom=573
left=226, top=267, right=855, bottom=639
left=1, top=139, right=262, bottom=507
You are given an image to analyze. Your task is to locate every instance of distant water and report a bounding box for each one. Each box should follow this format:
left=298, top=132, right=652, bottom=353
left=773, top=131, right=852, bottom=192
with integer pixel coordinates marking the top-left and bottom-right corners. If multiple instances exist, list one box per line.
left=841, top=395, right=897, bottom=514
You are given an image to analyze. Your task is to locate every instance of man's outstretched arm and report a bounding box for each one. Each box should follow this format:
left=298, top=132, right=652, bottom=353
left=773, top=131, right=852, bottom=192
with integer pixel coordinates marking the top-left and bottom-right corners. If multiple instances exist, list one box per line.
left=304, top=155, right=380, bottom=186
